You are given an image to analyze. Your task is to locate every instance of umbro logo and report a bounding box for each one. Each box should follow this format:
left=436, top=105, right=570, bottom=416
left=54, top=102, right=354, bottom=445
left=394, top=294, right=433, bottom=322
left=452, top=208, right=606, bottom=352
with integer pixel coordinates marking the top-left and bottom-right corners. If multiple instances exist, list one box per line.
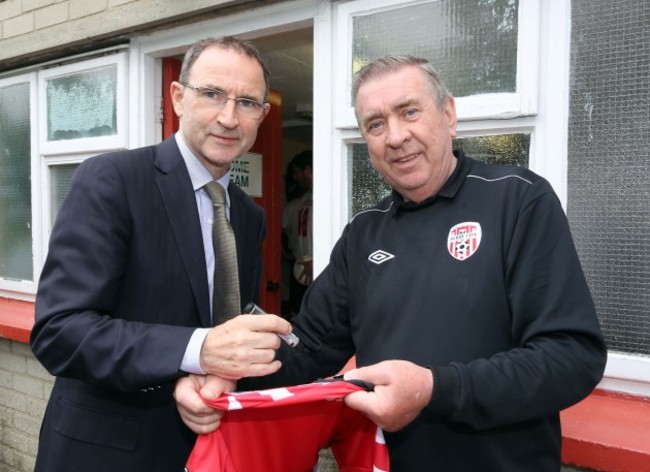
left=368, top=250, right=395, bottom=265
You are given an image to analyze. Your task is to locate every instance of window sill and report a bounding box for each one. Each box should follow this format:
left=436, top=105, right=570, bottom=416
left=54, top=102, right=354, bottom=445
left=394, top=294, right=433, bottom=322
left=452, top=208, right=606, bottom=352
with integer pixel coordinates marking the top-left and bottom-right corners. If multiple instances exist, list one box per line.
left=561, top=388, right=650, bottom=471
left=1, top=297, right=649, bottom=472
left=0, top=297, right=34, bottom=343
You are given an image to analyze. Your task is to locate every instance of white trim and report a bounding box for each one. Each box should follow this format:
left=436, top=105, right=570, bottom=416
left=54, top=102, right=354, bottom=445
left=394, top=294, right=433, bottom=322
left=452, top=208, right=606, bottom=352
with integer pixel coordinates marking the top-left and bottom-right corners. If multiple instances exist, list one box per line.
left=312, top=0, right=341, bottom=274
left=599, top=352, right=650, bottom=397
left=0, top=44, right=129, bottom=81
left=530, top=0, right=571, bottom=208
left=516, top=0, right=541, bottom=116
left=40, top=154, right=94, bottom=247
left=0, top=73, right=39, bottom=295
left=133, top=0, right=317, bottom=57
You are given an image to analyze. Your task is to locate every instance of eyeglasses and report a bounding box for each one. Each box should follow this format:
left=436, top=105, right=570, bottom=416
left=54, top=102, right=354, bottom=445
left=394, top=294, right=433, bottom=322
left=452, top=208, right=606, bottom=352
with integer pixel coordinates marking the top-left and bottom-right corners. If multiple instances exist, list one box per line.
left=182, top=83, right=266, bottom=119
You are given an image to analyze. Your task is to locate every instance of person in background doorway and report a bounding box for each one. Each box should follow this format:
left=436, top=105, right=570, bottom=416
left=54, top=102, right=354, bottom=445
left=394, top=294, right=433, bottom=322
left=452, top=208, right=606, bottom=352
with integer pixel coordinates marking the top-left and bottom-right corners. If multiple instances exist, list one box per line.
left=281, top=159, right=306, bottom=317
left=284, top=150, right=313, bottom=316
left=29, top=36, right=293, bottom=472
left=176, top=55, right=606, bottom=471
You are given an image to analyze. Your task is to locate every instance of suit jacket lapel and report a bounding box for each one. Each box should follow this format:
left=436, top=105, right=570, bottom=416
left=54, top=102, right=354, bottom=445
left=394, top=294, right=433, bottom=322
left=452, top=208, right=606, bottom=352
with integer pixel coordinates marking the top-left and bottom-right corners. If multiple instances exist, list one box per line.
left=154, top=138, right=211, bottom=327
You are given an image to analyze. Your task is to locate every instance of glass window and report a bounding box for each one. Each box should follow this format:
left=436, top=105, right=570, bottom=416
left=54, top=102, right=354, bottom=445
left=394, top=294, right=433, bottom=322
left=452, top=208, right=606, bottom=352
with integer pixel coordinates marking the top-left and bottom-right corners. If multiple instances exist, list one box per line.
left=454, top=134, right=529, bottom=167
left=50, top=164, right=79, bottom=226
left=0, top=82, right=33, bottom=282
left=352, top=0, right=518, bottom=99
left=568, top=0, right=650, bottom=357
left=349, top=133, right=530, bottom=216
left=46, top=65, right=118, bottom=141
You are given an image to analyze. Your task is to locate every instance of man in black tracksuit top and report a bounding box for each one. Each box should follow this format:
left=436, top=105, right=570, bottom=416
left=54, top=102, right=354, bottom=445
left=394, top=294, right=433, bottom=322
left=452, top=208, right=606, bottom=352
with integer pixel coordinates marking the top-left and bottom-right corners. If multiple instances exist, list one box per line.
left=177, top=55, right=606, bottom=471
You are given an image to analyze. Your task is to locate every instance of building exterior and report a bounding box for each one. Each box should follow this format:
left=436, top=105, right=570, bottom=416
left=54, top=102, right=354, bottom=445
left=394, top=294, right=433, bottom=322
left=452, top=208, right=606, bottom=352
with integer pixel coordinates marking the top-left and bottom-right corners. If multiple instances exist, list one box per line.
left=0, top=0, right=648, bottom=471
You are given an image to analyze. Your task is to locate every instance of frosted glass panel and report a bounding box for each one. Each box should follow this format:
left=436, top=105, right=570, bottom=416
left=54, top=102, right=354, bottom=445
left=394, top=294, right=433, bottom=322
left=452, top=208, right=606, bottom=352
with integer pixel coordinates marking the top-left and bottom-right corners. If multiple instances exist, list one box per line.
left=568, top=0, right=650, bottom=355
left=349, top=145, right=391, bottom=217
left=50, top=164, right=79, bottom=226
left=349, top=133, right=530, bottom=216
left=352, top=0, right=518, bottom=99
left=47, top=65, right=117, bottom=140
left=0, top=82, right=33, bottom=281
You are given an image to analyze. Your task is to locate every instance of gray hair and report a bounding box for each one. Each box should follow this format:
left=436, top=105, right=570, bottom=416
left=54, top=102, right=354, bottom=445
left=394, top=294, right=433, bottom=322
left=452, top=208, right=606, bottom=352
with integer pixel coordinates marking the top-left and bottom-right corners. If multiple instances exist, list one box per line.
left=352, top=55, right=452, bottom=110
left=179, top=36, right=270, bottom=100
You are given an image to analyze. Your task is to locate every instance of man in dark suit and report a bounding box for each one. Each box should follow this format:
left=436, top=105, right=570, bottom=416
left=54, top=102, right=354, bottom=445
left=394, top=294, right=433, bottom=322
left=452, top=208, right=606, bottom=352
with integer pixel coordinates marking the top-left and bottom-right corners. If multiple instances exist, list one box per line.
left=30, top=36, right=293, bottom=471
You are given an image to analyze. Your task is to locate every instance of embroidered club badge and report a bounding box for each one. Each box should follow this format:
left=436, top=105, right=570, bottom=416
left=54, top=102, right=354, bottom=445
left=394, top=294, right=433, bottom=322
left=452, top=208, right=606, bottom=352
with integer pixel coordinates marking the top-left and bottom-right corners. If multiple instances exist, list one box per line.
left=447, top=222, right=482, bottom=261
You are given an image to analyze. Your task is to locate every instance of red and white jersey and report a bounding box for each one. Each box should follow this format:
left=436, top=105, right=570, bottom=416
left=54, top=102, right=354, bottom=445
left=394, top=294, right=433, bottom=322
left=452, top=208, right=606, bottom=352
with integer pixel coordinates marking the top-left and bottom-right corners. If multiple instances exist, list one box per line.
left=185, top=380, right=389, bottom=472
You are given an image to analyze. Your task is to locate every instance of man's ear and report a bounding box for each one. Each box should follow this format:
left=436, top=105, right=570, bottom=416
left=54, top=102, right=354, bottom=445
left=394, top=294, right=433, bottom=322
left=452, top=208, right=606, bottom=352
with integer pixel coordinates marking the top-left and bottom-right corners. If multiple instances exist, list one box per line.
left=170, top=81, right=185, bottom=118
left=444, top=96, right=458, bottom=139
left=259, top=102, right=272, bottom=123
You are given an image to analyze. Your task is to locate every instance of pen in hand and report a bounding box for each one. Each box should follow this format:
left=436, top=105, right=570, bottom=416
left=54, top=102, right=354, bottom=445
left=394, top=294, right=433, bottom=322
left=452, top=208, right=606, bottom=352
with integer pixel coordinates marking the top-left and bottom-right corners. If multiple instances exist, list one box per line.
left=243, top=302, right=300, bottom=348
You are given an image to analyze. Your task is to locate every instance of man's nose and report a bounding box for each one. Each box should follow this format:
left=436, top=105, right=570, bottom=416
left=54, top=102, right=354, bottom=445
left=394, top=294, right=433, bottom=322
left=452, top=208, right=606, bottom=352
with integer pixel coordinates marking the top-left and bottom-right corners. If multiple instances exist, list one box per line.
left=385, top=119, right=410, bottom=147
left=217, top=100, right=239, bottom=128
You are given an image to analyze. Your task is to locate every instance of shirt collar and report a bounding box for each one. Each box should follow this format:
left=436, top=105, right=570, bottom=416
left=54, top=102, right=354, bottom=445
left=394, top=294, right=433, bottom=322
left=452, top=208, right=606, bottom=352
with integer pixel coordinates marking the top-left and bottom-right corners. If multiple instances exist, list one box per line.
left=175, top=132, right=232, bottom=202
left=390, top=150, right=471, bottom=213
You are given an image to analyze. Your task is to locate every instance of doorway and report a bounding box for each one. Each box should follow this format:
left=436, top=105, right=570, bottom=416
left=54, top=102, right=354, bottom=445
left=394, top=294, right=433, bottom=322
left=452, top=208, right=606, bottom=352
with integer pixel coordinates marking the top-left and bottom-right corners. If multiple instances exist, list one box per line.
left=252, top=28, right=314, bottom=318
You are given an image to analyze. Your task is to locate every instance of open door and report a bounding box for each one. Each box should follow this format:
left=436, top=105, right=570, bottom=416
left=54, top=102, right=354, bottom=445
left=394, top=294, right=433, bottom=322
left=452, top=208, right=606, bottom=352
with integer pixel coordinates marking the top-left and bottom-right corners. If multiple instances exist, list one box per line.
left=162, top=58, right=283, bottom=314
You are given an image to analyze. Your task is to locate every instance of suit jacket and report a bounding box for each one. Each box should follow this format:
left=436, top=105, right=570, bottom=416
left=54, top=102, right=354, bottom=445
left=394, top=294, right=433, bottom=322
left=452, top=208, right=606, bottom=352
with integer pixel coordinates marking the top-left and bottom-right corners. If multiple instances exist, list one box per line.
left=30, top=137, right=266, bottom=471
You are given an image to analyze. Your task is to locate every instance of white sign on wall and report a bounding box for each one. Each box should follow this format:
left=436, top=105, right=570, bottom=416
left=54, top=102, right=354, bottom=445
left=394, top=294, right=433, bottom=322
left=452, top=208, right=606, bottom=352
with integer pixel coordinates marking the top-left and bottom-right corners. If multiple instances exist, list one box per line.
left=231, top=152, right=262, bottom=197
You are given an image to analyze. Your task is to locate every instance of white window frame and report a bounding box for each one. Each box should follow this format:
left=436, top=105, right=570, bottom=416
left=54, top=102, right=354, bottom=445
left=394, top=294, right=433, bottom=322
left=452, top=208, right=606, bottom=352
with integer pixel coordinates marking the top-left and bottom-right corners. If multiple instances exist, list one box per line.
left=0, top=49, right=129, bottom=299
left=0, top=72, right=39, bottom=298
left=331, top=0, right=541, bottom=130
left=38, top=52, right=129, bottom=157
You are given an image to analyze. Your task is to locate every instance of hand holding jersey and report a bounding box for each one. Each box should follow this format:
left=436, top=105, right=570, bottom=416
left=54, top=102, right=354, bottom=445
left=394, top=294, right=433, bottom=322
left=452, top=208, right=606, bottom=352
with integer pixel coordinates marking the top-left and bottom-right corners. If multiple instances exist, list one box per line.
left=343, top=360, right=433, bottom=432
left=175, top=375, right=235, bottom=435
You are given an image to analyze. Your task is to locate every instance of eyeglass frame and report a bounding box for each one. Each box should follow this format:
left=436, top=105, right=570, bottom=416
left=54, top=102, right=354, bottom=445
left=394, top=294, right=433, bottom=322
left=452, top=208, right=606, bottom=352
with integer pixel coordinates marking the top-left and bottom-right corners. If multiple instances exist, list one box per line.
left=181, top=83, right=267, bottom=118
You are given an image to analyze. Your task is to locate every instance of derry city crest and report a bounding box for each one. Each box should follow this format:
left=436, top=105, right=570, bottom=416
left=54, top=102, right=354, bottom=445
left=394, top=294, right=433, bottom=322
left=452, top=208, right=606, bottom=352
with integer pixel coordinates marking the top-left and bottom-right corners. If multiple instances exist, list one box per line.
left=447, top=222, right=482, bottom=261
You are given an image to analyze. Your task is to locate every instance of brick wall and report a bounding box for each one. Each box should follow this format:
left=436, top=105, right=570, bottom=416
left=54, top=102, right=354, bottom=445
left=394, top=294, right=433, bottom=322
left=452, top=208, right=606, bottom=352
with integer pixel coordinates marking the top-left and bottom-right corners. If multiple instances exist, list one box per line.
left=0, top=0, right=282, bottom=70
left=0, top=338, right=53, bottom=472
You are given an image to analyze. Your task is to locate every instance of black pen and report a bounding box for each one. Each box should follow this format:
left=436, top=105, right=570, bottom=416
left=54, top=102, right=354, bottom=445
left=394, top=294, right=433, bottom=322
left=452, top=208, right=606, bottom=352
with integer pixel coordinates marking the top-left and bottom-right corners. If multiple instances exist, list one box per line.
left=243, top=302, right=300, bottom=347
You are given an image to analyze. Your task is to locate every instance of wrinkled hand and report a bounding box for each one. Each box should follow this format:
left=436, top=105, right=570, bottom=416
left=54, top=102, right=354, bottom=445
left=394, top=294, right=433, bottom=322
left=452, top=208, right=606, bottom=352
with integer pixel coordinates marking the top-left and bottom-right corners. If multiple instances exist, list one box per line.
left=343, top=360, right=433, bottom=432
left=174, top=374, right=235, bottom=435
left=200, top=314, right=293, bottom=379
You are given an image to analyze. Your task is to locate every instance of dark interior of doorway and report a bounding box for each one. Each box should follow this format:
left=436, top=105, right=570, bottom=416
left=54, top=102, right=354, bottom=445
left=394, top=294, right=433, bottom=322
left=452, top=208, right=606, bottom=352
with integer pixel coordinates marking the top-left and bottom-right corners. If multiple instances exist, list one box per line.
left=251, top=26, right=314, bottom=318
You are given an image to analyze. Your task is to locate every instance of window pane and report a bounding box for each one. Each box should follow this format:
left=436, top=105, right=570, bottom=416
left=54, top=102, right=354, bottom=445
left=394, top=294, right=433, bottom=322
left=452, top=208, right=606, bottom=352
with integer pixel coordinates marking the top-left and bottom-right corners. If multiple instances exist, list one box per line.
left=352, top=0, right=518, bottom=99
left=50, top=164, right=79, bottom=226
left=568, top=0, right=650, bottom=356
left=349, top=145, right=391, bottom=216
left=454, top=134, right=529, bottom=167
left=349, top=133, right=530, bottom=216
left=0, top=82, right=33, bottom=281
left=47, top=65, right=118, bottom=141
